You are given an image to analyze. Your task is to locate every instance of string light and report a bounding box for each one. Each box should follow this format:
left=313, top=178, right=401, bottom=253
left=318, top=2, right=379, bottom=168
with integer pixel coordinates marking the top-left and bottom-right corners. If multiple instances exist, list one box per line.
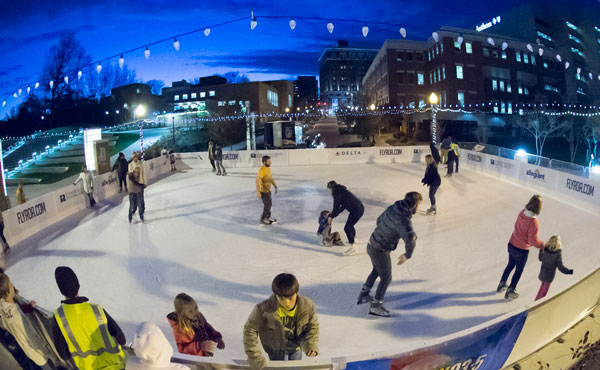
left=204, top=28, right=210, bottom=36
left=96, top=63, right=102, bottom=74
left=289, top=19, right=296, bottom=30
left=144, top=46, right=150, bottom=60
left=64, top=76, right=69, bottom=84
left=77, top=70, right=83, bottom=80
left=362, top=24, right=369, bottom=37
left=250, top=11, right=258, bottom=30
left=327, top=21, right=334, bottom=33
left=173, top=38, right=180, bottom=51
left=119, top=55, right=125, bottom=69
left=399, top=28, right=406, bottom=38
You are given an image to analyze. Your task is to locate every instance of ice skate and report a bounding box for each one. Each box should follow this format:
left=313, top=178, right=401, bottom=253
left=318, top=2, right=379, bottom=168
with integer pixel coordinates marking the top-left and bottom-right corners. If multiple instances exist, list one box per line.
left=216, top=172, right=222, bottom=176
left=268, top=218, right=277, bottom=224
left=343, top=244, right=357, bottom=256
left=222, top=172, right=227, bottom=176
left=369, top=300, right=390, bottom=317
left=505, top=287, right=519, bottom=300
left=426, top=206, right=437, bottom=215
left=496, top=281, right=507, bottom=293
left=139, top=215, right=145, bottom=223
left=128, top=214, right=133, bottom=224
left=260, top=218, right=272, bottom=226
left=357, top=287, right=374, bottom=304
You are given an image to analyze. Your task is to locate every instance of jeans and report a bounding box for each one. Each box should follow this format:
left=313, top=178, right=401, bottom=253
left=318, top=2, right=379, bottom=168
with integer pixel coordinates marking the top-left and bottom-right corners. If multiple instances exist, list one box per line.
left=209, top=158, right=216, bottom=170
left=364, top=246, right=392, bottom=301
left=429, top=185, right=439, bottom=206
left=216, top=159, right=226, bottom=174
left=455, top=156, right=459, bottom=172
left=268, top=349, right=302, bottom=361
left=535, top=281, right=551, bottom=301
left=344, top=205, right=364, bottom=244
left=447, top=158, right=454, bottom=175
left=261, top=192, right=272, bottom=220
left=500, top=243, right=530, bottom=289
left=87, top=192, right=96, bottom=207
left=440, top=149, right=448, bottom=164
left=118, top=173, right=127, bottom=191
left=129, top=189, right=145, bottom=218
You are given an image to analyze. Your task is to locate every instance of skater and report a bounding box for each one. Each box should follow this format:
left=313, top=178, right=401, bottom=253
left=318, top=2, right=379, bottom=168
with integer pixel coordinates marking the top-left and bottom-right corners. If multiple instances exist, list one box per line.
left=127, top=322, right=190, bottom=370
left=317, top=211, right=345, bottom=247
left=52, top=266, right=126, bottom=369
left=421, top=154, right=441, bottom=215
left=0, top=274, right=58, bottom=370
left=214, top=145, right=226, bottom=176
left=208, top=141, right=216, bottom=172
left=326, top=181, right=364, bottom=256
left=243, top=273, right=319, bottom=370
left=358, top=192, right=422, bottom=317
left=440, top=136, right=452, bottom=164
left=112, top=152, right=129, bottom=193
left=127, top=165, right=146, bottom=223
left=0, top=210, right=9, bottom=254
left=128, top=152, right=147, bottom=222
left=498, top=195, right=545, bottom=300
left=74, top=165, right=95, bottom=207
left=167, top=293, right=224, bottom=357
left=16, top=182, right=26, bottom=205
left=256, top=156, right=278, bottom=225
left=535, top=235, right=573, bottom=301
left=451, top=139, right=459, bottom=173
left=169, top=151, right=177, bottom=171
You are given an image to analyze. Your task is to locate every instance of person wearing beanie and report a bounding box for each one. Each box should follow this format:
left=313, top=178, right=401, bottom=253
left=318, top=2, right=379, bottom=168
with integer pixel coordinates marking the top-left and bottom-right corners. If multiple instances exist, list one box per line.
left=52, top=266, right=126, bottom=370
left=126, top=322, right=190, bottom=370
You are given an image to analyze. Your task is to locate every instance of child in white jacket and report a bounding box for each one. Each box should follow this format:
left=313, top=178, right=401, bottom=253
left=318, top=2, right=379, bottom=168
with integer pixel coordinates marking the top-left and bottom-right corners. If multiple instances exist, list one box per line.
left=126, top=321, right=190, bottom=370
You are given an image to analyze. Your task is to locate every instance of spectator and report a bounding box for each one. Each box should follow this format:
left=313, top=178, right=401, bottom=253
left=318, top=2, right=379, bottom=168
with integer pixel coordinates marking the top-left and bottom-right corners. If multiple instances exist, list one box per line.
left=112, top=153, right=129, bottom=193
left=214, top=145, right=226, bottom=176
left=169, top=151, right=176, bottom=171
left=243, top=273, right=319, bottom=370
left=52, top=266, right=126, bottom=370
left=126, top=321, right=190, bottom=370
left=73, top=165, right=95, bottom=207
left=208, top=141, right=216, bottom=173
left=16, top=182, right=26, bottom=205
left=167, top=293, right=224, bottom=357
left=0, top=274, right=57, bottom=370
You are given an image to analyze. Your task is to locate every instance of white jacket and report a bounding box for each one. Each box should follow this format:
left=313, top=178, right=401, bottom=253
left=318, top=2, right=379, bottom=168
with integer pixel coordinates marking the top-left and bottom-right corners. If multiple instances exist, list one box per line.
left=74, top=171, right=94, bottom=193
left=126, top=322, right=189, bottom=370
left=128, top=160, right=147, bottom=185
left=0, top=299, right=50, bottom=366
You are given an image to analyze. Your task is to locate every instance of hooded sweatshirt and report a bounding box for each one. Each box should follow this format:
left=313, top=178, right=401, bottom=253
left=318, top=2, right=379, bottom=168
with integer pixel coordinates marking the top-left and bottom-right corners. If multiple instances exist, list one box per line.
left=329, top=184, right=364, bottom=218
left=509, top=209, right=544, bottom=250
left=126, top=322, right=190, bottom=370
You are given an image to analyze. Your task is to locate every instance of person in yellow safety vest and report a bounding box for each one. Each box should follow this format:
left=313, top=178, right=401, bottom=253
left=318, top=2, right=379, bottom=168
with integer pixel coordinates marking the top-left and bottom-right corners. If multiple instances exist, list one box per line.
left=52, top=266, right=126, bottom=370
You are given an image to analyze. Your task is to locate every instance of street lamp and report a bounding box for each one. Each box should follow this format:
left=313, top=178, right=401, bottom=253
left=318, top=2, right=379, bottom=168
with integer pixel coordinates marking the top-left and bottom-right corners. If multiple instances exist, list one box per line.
left=429, top=93, right=439, bottom=144
left=370, top=104, right=376, bottom=110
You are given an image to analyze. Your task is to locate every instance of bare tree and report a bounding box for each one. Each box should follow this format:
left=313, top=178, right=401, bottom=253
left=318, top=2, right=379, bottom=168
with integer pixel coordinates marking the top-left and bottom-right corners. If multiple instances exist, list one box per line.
left=220, top=72, right=250, bottom=84
left=562, top=116, right=585, bottom=163
left=85, top=63, right=136, bottom=98
left=514, top=109, right=569, bottom=159
left=146, top=80, right=165, bottom=95
left=583, top=116, right=600, bottom=166
left=476, top=118, right=492, bottom=144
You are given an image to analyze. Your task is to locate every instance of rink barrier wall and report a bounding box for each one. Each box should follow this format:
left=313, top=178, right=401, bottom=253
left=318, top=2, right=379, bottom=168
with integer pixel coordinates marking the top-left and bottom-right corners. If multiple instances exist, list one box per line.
left=3, top=155, right=172, bottom=247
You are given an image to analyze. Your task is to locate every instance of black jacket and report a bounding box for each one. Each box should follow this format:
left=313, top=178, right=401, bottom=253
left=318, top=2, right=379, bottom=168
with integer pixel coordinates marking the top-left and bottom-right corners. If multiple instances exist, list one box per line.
left=330, top=184, right=364, bottom=218
left=440, top=137, right=452, bottom=150
left=429, top=142, right=440, bottom=164
left=214, top=148, right=223, bottom=161
left=422, top=164, right=441, bottom=187
left=447, top=148, right=458, bottom=162
left=112, top=157, right=128, bottom=175
left=368, top=199, right=417, bottom=256
left=52, top=296, right=126, bottom=360
left=538, top=248, right=573, bottom=283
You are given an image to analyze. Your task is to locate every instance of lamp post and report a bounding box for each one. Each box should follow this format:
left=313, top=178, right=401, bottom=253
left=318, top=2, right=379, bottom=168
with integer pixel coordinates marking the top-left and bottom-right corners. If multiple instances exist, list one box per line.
left=134, top=105, right=146, bottom=159
left=429, top=93, right=439, bottom=144
left=172, top=115, right=175, bottom=144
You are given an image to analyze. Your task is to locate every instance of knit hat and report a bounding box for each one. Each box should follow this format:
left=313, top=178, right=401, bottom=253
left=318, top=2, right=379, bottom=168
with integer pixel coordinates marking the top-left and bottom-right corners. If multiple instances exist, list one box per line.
left=55, top=266, right=80, bottom=298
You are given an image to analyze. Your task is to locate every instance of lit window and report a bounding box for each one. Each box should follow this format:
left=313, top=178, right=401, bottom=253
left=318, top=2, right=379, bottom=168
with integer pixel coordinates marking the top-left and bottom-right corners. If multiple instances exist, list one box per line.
left=518, top=86, right=523, bottom=95
left=569, top=34, right=581, bottom=44
left=501, top=101, right=506, bottom=114
left=218, top=101, right=225, bottom=106
left=191, top=93, right=197, bottom=99
left=507, top=84, right=512, bottom=93
left=598, top=38, right=600, bottom=44
left=433, top=72, right=437, bottom=84
left=456, top=65, right=464, bottom=79
left=419, top=99, right=426, bottom=108
left=428, top=51, right=431, bottom=61
left=228, top=100, right=236, bottom=106
left=440, top=43, right=444, bottom=53
left=516, top=51, right=521, bottom=62
left=457, top=92, right=465, bottom=106
left=182, top=94, right=188, bottom=100
left=499, top=81, right=505, bottom=92
left=454, top=40, right=461, bottom=50
left=493, top=105, right=499, bottom=113
left=543, top=62, right=548, bottom=68
left=596, top=26, right=600, bottom=33
left=492, top=80, right=498, bottom=91
left=442, top=66, right=446, bottom=80
left=566, top=21, right=578, bottom=31
left=417, top=73, right=424, bottom=85
left=576, top=74, right=586, bottom=82
left=200, top=92, right=206, bottom=98
left=409, top=102, right=415, bottom=108
left=429, top=73, right=433, bottom=85
left=267, top=90, right=278, bottom=106
left=501, top=51, right=507, bottom=59
left=436, top=45, right=439, bottom=56
left=288, top=95, right=292, bottom=107
left=136, top=89, right=140, bottom=94
left=524, top=86, right=529, bottom=95
left=483, top=48, right=489, bottom=57
left=465, top=42, right=472, bottom=54
left=508, top=103, right=513, bottom=114
left=437, top=69, right=441, bottom=82
left=531, top=55, right=535, bottom=65
left=209, top=91, right=215, bottom=96
left=523, top=54, right=529, bottom=64
left=174, top=95, right=180, bottom=101
left=571, top=47, right=584, bottom=57
left=537, top=31, right=552, bottom=42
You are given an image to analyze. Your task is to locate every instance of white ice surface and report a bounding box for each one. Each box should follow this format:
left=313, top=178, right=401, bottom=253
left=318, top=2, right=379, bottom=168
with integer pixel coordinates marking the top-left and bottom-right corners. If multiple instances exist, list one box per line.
left=5, top=163, right=600, bottom=362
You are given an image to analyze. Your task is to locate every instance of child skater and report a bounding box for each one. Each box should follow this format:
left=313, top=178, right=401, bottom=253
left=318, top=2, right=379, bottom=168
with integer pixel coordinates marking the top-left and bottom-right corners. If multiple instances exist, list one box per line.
left=535, top=235, right=573, bottom=301
left=317, top=211, right=345, bottom=247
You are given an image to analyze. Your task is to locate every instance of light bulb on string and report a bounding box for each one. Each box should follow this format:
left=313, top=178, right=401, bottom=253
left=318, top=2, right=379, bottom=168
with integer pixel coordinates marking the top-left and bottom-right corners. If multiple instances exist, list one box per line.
left=362, top=24, right=369, bottom=37
left=457, top=35, right=464, bottom=47
left=399, top=28, right=406, bottom=38
left=327, top=21, right=334, bottom=33
left=502, top=41, right=508, bottom=50
left=250, top=11, right=257, bottom=30
left=556, top=54, right=562, bottom=62
left=27, top=87, right=30, bottom=94
left=590, top=72, right=594, bottom=80
left=13, top=93, right=17, bottom=98
left=289, top=19, right=296, bottom=30
left=119, top=55, right=125, bottom=68
left=35, top=82, right=39, bottom=89
left=49, top=80, right=54, bottom=89
left=538, top=48, right=543, bottom=56
left=432, top=32, right=439, bottom=42
left=64, top=76, right=69, bottom=84
left=173, top=38, right=180, bottom=51
left=487, top=37, right=495, bottom=46
left=204, top=28, right=210, bottom=36
left=1, top=101, right=5, bottom=107
left=78, top=70, right=83, bottom=79
left=565, top=61, right=570, bottom=69
left=96, top=63, right=102, bottom=74
left=18, top=88, right=22, bottom=96
left=144, top=46, right=150, bottom=60
left=527, top=44, right=533, bottom=52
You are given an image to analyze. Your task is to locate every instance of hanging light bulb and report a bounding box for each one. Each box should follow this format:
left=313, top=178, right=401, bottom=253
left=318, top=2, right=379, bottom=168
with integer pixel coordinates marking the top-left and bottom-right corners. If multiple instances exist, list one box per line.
left=13, top=93, right=17, bottom=98
left=538, top=48, right=543, bottom=56
left=577, top=67, right=581, bottom=75
left=35, top=82, right=39, bottom=89
left=457, top=35, right=464, bottom=47
left=502, top=41, right=508, bottom=50
left=487, top=37, right=495, bottom=46
left=327, top=21, right=334, bottom=34
left=18, top=88, right=22, bottom=96
left=1, top=101, right=5, bottom=108
left=204, top=28, right=210, bottom=37
left=250, top=11, right=257, bottom=30
left=27, top=86, right=31, bottom=94
left=362, top=24, right=369, bottom=38
left=78, top=70, right=83, bottom=80
left=289, top=19, right=296, bottom=30
left=399, top=28, right=407, bottom=38
left=432, top=32, right=439, bottom=42
left=49, top=80, right=54, bottom=89
left=590, top=72, right=594, bottom=80
left=527, top=44, right=533, bottom=52
left=173, top=38, right=180, bottom=51
left=565, top=61, right=570, bottom=69
left=96, top=63, right=102, bottom=74
left=556, top=54, right=562, bottom=62
left=144, top=46, right=150, bottom=60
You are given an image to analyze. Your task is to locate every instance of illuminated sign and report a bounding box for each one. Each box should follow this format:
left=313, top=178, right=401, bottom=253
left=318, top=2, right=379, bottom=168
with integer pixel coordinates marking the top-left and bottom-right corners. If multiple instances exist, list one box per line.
left=476, top=16, right=501, bottom=32
left=84, top=129, right=102, bottom=172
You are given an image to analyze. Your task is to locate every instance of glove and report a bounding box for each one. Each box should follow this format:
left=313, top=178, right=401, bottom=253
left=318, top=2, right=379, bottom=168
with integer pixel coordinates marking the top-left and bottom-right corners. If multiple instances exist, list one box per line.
left=217, top=339, right=225, bottom=350
left=568, top=269, right=574, bottom=275
left=142, top=184, right=147, bottom=189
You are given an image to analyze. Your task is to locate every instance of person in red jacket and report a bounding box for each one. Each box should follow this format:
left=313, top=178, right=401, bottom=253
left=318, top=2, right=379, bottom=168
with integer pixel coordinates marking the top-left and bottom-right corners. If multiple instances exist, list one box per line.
left=497, top=195, right=545, bottom=300
left=166, top=293, right=224, bottom=357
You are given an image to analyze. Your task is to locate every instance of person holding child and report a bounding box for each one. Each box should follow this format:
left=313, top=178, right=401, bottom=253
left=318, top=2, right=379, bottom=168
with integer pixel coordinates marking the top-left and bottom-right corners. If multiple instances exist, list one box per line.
left=535, top=235, right=573, bottom=301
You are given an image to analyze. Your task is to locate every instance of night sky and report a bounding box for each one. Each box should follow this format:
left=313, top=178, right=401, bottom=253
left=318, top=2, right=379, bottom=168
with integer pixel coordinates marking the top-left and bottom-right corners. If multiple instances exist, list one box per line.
left=0, top=0, right=594, bottom=117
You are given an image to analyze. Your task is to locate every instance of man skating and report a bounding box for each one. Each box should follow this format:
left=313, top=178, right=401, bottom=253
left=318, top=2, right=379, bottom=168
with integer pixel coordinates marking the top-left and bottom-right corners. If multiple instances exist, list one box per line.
left=256, top=156, right=278, bottom=225
left=357, top=192, right=422, bottom=317
left=128, top=152, right=147, bottom=223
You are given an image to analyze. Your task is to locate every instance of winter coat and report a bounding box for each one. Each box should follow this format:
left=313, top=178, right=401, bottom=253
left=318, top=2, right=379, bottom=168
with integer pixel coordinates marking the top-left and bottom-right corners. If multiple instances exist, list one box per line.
left=538, top=248, right=573, bottom=283
left=126, top=322, right=190, bottom=370
left=16, top=187, right=26, bottom=204
left=440, top=137, right=452, bottom=150
left=0, top=299, right=51, bottom=366
left=74, top=171, right=94, bottom=194
left=509, top=209, right=544, bottom=251
left=429, top=142, right=441, bottom=164
left=317, top=214, right=341, bottom=246
left=243, top=294, right=319, bottom=370
left=112, top=158, right=129, bottom=175
left=422, top=164, right=441, bottom=187
left=166, top=312, right=222, bottom=357
left=329, top=184, right=364, bottom=218
left=368, top=199, right=417, bottom=257
left=208, top=144, right=215, bottom=160
left=214, top=148, right=223, bottom=161
left=128, top=160, right=147, bottom=185
left=127, top=172, right=144, bottom=194
left=447, top=148, right=458, bottom=162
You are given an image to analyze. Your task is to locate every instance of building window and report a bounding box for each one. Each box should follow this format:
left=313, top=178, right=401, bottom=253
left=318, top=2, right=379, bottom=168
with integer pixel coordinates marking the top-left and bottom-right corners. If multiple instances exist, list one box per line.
left=267, top=90, right=279, bottom=106
left=483, top=47, right=490, bottom=57
left=492, top=49, right=499, bottom=58
left=577, top=87, right=587, bottom=95
left=499, top=80, right=505, bottom=92
left=501, top=101, right=506, bottom=114
left=174, top=95, right=180, bottom=101
left=198, top=101, right=206, bottom=110
left=136, top=89, right=140, bottom=94
left=200, top=92, right=206, bottom=98
left=457, top=92, right=465, bottom=106
left=228, top=100, right=236, bottom=106
left=408, top=102, right=415, bottom=109
left=492, top=80, right=498, bottom=91
left=191, top=93, right=197, bottom=99
left=419, top=99, right=426, bottom=108
left=440, top=43, right=444, bottom=53
left=288, top=94, right=292, bottom=107
left=182, top=94, right=188, bottom=100
left=218, top=101, right=225, bottom=106
left=437, top=69, right=441, bottom=82
left=454, top=40, right=461, bottom=50
left=516, top=51, right=522, bottom=62
left=576, top=74, right=586, bottom=82
left=571, top=47, right=584, bottom=57
left=456, top=65, right=464, bottom=79
left=545, top=84, right=559, bottom=93
left=523, top=54, right=529, bottom=64
left=507, top=84, right=512, bottom=93
left=442, top=65, right=446, bottom=80
left=569, top=34, right=581, bottom=44
left=465, top=42, right=472, bottom=54
left=566, top=21, right=578, bottom=30
left=433, top=72, right=437, bottom=84
left=428, top=51, right=431, bottom=61
left=417, top=73, right=424, bottom=85
left=543, top=62, right=549, bottom=68
left=494, top=104, right=499, bottom=114
left=501, top=51, right=507, bottom=60
left=596, top=26, right=600, bottom=33
left=537, top=31, right=552, bottom=42
left=209, top=91, right=215, bottom=96
left=508, top=103, right=513, bottom=114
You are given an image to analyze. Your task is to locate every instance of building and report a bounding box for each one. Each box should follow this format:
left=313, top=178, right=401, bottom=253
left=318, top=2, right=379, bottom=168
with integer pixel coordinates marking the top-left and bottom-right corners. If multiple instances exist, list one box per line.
left=161, top=77, right=294, bottom=118
left=318, top=40, right=378, bottom=111
left=362, top=27, right=566, bottom=140
left=294, top=76, right=318, bottom=110
left=110, top=83, right=161, bottom=122
left=483, top=1, right=600, bottom=105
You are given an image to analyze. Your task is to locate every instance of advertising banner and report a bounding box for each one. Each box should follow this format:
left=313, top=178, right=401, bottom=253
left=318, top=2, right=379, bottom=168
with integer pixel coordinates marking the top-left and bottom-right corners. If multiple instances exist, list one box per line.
left=176, top=152, right=205, bottom=170
left=54, top=183, right=87, bottom=218
left=465, top=151, right=486, bottom=169
left=372, top=147, right=405, bottom=163
left=288, top=149, right=329, bottom=166
left=250, top=150, right=290, bottom=167
left=556, top=172, right=599, bottom=207
left=4, top=192, right=58, bottom=246
left=345, top=311, right=528, bottom=370
left=408, top=146, right=431, bottom=163
left=221, top=151, right=251, bottom=168
left=517, top=163, right=558, bottom=191
left=92, top=171, right=120, bottom=201
left=484, top=155, right=518, bottom=179
left=329, top=148, right=371, bottom=164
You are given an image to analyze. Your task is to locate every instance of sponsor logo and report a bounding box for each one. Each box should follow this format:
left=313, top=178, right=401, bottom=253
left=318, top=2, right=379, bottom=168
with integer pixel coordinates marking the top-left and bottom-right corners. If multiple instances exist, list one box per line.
left=526, top=169, right=546, bottom=181
left=467, top=153, right=482, bottom=163
left=380, top=149, right=402, bottom=156
left=149, top=162, right=155, bottom=172
left=101, top=176, right=118, bottom=187
left=490, top=159, right=514, bottom=169
left=335, top=150, right=363, bottom=156
left=413, top=149, right=426, bottom=154
left=223, top=153, right=239, bottom=160
left=58, top=188, right=84, bottom=203
left=251, top=153, right=257, bottom=158
left=566, top=178, right=595, bottom=196
left=178, top=155, right=203, bottom=160
left=17, top=202, right=47, bottom=224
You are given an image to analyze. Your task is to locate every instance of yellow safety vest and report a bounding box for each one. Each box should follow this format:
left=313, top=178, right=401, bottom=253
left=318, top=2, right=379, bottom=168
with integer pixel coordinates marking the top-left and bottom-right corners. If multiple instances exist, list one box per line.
left=54, top=302, right=125, bottom=370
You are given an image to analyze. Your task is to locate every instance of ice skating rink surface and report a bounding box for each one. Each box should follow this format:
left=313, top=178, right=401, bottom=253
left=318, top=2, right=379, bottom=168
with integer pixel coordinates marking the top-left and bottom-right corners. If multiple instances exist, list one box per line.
left=6, top=162, right=600, bottom=361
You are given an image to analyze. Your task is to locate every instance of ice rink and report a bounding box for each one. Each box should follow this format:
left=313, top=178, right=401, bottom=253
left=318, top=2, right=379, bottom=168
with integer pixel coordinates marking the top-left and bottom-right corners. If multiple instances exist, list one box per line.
left=6, top=162, right=600, bottom=362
